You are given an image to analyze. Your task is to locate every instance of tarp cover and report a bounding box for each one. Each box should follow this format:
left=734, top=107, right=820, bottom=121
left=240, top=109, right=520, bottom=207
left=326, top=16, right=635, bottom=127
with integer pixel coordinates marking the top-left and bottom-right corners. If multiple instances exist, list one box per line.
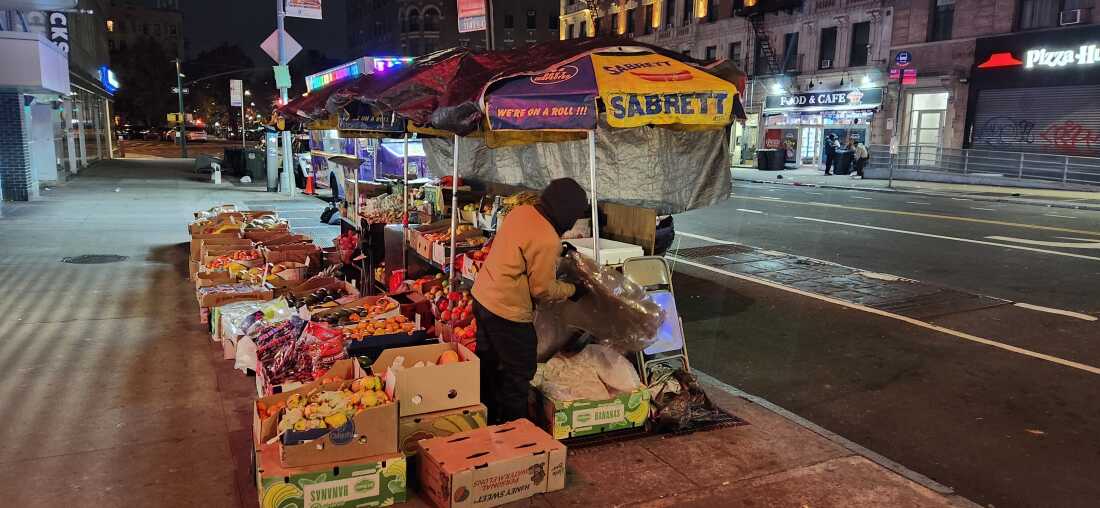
left=422, top=119, right=730, bottom=215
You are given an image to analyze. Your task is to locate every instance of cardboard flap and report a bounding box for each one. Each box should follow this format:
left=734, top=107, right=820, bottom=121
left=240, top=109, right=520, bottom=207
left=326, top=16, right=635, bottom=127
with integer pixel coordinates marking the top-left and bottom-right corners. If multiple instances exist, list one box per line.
left=372, top=342, right=480, bottom=417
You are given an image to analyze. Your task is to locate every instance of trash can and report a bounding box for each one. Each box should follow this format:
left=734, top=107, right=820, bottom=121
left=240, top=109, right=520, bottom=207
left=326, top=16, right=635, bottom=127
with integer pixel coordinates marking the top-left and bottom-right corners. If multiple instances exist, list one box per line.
left=244, top=149, right=266, bottom=181
left=756, top=149, right=776, bottom=171
left=834, top=150, right=853, bottom=175
left=222, top=148, right=244, bottom=176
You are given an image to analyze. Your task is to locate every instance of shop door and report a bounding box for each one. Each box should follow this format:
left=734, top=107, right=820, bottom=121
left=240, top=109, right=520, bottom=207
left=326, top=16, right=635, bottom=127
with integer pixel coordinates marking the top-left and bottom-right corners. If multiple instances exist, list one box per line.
left=799, top=127, right=821, bottom=166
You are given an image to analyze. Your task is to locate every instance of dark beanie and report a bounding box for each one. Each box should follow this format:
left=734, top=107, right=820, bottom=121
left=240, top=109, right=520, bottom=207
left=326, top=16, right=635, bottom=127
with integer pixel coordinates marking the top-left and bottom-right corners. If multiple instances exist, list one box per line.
left=536, top=178, right=589, bottom=235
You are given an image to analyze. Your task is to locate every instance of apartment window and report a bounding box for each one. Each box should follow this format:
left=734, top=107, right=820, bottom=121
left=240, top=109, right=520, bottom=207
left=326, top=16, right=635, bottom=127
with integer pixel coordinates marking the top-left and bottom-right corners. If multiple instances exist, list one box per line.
left=549, top=14, right=559, bottom=30
left=168, top=24, right=176, bottom=36
left=705, top=45, right=717, bottom=60
left=408, top=9, right=419, bottom=31
left=728, top=41, right=742, bottom=68
left=783, top=32, right=799, bottom=72
left=626, top=8, right=635, bottom=34
left=682, top=0, right=694, bottom=25
left=424, top=8, right=439, bottom=31
left=929, top=0, right=954, bottom=41
left=108, top=39, right=115, bottom=50
left=119, top=40, right=127, bottom=51
left=664, top=0, right=674, bottom=28
left=568, top=23, right=575, bottom=38
left=754, top=40, right=769, bottom=75
left=644, top=4, right=654, bottom=33
left=580, top=20, right=587, bottom=37
left=819, top=26, right=837, bottom=70
left=1019, top=0, right=1091, bottom=29
left=527, top=10, right=536, bottom=29
left=106, top=19, right=114, bottom=32
left=505, top=13, right=514, bottom=29
left=612, top=12, right=619, bottom=32
left=707, top=0, right=718, bottom=22
left=849, top=21, right=870, bottom=66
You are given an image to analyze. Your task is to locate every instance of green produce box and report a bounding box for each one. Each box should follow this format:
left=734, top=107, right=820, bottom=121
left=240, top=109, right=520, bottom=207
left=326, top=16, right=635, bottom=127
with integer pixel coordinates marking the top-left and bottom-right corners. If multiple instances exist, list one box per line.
left=256, top=445, right=407, bottom=508
left=538, top=387, right=649, bottom=440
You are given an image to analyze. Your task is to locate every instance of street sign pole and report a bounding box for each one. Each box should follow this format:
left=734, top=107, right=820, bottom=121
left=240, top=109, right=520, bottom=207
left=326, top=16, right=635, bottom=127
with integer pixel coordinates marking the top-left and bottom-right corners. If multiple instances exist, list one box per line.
left=276, top=0, right=294, bottom=195
left=889, top=78, right=903, bottom=189
left=174, top=58, right=187, bottom=158
left=241, top=105, right=246, bottom=149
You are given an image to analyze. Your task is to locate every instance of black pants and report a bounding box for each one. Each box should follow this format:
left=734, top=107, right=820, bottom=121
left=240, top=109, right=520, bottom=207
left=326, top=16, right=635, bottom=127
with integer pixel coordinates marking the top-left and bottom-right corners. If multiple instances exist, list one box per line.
left=854, top=158, right=867, bottom=177
left=473, top=299, right=537, bottom=424
left=824, top=154, right=835, bottom=174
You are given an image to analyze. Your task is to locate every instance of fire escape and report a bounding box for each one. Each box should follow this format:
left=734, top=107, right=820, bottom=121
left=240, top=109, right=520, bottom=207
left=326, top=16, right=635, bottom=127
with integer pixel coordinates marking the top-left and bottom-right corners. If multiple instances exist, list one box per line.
left=748, top=14, right=782, bottom=76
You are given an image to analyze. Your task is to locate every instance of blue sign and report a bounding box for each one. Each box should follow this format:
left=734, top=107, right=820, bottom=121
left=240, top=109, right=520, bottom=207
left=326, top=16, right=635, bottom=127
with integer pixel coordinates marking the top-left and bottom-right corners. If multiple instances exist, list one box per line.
left=98, top=65, right=119, bottom=94
left=895, top=51, right=913, bottom=67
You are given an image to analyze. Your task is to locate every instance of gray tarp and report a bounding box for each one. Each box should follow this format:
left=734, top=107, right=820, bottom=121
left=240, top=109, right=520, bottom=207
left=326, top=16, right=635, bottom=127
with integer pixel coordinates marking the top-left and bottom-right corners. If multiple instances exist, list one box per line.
left=422, top=124, right=731, bottom=215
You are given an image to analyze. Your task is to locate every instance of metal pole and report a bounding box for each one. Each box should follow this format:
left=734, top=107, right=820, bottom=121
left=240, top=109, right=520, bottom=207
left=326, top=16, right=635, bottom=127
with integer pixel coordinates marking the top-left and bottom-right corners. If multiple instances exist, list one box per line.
left=402, top=133, right=409, bottom=273
left=486, top=0, right=495, bottom=50
left=588, top=130, right=600, bottom=265
left=888, top=80, right=903, bottom=188
left=1018, top=152, right=1024, bottom=179
left=1062, top=156, right=1069, bottom=183
left=175, top=59, right=187, bottom=158
left=277, top=0, right=294, bottom=195
left=449, top=135, right=460, bottom=282
left=963, top=149, right=969, bottom=174
left=240, top=105, right=245, bottom=149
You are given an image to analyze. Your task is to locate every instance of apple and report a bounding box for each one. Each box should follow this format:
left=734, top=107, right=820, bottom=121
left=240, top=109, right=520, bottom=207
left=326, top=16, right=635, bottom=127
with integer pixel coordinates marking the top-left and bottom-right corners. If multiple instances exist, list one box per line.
left=441, top=310, right=451, bottom=321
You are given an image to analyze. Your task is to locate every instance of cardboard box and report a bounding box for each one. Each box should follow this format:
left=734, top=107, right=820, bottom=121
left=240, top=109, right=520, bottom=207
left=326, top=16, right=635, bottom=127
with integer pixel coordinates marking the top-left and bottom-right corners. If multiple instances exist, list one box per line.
left=418, top=419, right=566, bottom=508
left=372, top=343, right=480, bottom=417
left=537, top=387, right=650, bottom=440
left=263, top=243, right=322, bottom=267
left=398, top=404, right=487, bottom=455
left=196, top=285, right=273, bottom=308
left=195, top=270, right=234, bottom=290
left=312, top=295, right=401, bottom=323
left=279, top=401, right=398, bottom=468
left=256, top=445, right=407, bottom=508
left=189, top=232, right=244, bottom=261
left=254, top=357, right=367, bottom=399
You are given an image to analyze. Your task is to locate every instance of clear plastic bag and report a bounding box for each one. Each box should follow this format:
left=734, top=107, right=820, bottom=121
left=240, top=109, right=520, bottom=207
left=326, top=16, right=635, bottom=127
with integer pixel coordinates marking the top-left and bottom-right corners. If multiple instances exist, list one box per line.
left=537, top=344, right=642, bottom=402
left=535, top=251, right=663, bottom=359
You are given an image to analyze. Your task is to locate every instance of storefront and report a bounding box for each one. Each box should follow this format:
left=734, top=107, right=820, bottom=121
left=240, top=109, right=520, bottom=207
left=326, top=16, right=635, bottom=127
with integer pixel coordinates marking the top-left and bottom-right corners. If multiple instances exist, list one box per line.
left=968, top=24, right=1100, bottom=158
left=761, top=87, right=883, bottom=167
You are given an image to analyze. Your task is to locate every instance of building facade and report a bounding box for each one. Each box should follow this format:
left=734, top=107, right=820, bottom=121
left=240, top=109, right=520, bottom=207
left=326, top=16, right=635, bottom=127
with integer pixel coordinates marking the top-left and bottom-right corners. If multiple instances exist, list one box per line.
left=347, top=0, right=561, bottom=58
left=1, top=0, right=116, bottom=203
left=561, top=0, right=892, bottom=167
left=105, top=0, right=183, bottom=58
left=889, top=0, right=1099, bottom=158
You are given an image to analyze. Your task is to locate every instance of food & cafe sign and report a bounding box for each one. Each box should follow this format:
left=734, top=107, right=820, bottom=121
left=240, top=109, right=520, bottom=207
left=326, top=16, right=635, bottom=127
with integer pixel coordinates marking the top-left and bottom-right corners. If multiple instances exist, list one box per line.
left=591, top=53, right=738, bottom=128
left=764, top=88, right=884, bottom=112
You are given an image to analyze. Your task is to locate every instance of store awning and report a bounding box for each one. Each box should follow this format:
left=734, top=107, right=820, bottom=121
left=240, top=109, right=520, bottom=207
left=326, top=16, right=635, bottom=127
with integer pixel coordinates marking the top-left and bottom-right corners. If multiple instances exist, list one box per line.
left=0, top=31, right=69, bottom=95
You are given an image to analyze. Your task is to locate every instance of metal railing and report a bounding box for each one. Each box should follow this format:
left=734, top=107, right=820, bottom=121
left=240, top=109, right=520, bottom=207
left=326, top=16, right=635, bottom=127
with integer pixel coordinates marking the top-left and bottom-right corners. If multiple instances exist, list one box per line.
left=867, top=144, right=1100, bottom=187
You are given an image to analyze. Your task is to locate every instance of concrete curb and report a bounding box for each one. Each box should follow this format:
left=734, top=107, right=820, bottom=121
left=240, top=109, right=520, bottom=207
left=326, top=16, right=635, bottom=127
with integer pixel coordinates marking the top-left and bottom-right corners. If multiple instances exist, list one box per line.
left=732, top=176, right=1100, bottom=212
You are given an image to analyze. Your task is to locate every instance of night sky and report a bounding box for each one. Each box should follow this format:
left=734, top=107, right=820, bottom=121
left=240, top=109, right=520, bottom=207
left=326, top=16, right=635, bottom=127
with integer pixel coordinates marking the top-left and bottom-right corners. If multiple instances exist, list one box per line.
left=182, top=0, right=349, bottom=63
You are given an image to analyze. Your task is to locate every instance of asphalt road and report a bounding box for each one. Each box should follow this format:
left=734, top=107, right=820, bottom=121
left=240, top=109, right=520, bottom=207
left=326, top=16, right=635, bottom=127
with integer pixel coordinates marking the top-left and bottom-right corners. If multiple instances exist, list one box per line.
left=671, top=181, right=1100, bottom=507
left=677, top=181, right=1100, bottom=314
left=122, top=139, right=257, bottom=159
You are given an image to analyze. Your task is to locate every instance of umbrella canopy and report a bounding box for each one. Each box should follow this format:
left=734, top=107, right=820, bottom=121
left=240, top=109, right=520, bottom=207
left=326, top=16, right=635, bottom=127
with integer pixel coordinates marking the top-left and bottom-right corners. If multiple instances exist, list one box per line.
left=483, top=52, right=740, bottom=132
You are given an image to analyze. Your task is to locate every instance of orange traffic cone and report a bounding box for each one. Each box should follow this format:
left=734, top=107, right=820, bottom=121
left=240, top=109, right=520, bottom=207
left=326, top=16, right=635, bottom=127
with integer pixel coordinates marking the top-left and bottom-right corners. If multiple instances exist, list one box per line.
left=304, top=174, right=315, bottom=195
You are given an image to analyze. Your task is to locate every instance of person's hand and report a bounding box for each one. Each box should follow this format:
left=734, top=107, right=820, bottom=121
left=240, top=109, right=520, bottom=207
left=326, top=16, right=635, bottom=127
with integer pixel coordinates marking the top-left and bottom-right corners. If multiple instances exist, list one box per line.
left=561, top=241, right=578, bottom=257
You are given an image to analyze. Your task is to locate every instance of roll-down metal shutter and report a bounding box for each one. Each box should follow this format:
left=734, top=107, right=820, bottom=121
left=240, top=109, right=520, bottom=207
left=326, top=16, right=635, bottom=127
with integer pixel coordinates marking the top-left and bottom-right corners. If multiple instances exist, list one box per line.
left=971, top=84, right=1100, bottom=158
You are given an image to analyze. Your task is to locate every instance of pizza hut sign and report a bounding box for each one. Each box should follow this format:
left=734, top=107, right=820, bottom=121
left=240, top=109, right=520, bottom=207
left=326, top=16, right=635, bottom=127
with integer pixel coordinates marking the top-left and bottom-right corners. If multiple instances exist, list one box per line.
left=765, top=88, right=883, bottom=111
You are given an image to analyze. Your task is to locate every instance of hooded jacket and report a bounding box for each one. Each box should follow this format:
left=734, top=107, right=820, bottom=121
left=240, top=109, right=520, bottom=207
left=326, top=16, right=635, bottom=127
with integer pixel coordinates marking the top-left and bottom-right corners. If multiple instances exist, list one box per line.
left=471, top=178, right=587, bottom=323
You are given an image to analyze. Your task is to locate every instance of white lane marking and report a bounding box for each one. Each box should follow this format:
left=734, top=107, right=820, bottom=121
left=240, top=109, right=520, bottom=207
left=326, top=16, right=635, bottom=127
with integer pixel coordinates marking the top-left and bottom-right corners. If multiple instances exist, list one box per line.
left=736, top=208, right=764, bottom=214
left=851, top=196, right=874, bottom=200
left=676, top=231, right=736, bottom=244
left=985, top=236, right=1100, bottom=249
left=1013, top=303, right=1098, bottom=322
left=759, top=196, right=783, bottom=200
left=668, top=256, right=1100, bottom=376
left=808, top=192, right=824, bottom=196
left=1044, top=213, right=1076, bottom=219
left=906, top=201, right=931, bottom=205
left=951, top=198, right=972, bottom=201
left=971, top=207, right=996, bottom=211
left=793, top=216, right=1100, bottom=261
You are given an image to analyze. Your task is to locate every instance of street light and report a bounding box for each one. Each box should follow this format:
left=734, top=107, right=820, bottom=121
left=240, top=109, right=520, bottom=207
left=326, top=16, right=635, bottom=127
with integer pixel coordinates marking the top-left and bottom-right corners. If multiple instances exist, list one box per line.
left=245, top=90, right=251, bottom=96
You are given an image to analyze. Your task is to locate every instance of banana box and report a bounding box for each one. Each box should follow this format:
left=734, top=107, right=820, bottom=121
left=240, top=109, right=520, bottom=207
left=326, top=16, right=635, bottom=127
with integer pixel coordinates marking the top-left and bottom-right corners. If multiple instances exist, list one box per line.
left=255, top=445, right=407, bottom=508
left=536, top=386, right=649, bottom=440
left=398, top=403, right=487, bottom=456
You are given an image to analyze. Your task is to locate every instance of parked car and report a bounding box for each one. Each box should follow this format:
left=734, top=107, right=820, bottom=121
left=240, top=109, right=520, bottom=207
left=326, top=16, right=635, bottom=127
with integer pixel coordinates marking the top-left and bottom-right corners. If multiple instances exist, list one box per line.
left=169, top=126, right=208, bottom=143
left=142, top=129, right=161, bottom=140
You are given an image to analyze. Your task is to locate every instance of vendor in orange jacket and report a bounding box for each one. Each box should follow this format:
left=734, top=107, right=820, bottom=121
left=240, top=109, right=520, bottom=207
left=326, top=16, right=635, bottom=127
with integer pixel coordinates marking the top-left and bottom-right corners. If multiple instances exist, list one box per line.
left=471, top=178, right=589, bottom=424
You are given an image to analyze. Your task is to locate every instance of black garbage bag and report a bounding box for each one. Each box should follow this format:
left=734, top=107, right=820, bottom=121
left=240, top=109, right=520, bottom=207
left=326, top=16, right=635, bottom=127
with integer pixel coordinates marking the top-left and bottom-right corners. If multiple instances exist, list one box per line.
left=650, top=369, right=725, bottom=433
left=654, top=215, right=675, bottom=256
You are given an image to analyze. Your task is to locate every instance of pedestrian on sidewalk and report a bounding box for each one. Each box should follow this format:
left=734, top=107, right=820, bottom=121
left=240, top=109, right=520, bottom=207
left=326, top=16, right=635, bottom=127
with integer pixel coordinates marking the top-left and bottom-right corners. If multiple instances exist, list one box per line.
left=823, top=134, right=839, bottom=175
left=471, top=178, right=588, bottom=424
left=852, top=141, right=869, bottom=179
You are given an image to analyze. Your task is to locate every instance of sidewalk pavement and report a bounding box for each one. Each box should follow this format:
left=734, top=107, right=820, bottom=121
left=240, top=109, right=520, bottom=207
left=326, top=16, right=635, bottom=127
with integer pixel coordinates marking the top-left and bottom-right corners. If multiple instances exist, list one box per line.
left=732, top=167, right=1100, bottom=211
left=0, top=158, right=976, bottom=507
